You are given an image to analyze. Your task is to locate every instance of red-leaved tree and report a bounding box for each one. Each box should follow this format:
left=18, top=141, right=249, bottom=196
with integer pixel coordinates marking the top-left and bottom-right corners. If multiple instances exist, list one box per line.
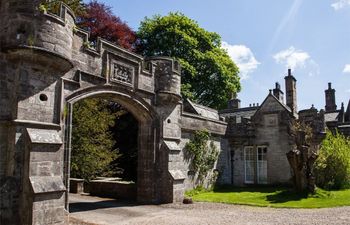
left=78, top=1, right=136, bottom=50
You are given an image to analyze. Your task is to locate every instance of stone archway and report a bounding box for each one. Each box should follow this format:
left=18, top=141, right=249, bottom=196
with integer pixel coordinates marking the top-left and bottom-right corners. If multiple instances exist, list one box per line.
left=63, top=86, right=158, bottom=207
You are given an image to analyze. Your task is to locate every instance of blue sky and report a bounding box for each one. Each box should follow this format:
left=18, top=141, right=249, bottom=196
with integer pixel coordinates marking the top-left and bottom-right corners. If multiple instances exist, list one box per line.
left=91, top=0, right=350, bottom=110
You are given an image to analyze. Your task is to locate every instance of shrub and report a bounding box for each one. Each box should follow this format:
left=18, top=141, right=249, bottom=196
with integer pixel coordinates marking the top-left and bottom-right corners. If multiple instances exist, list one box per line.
left=314, top=131, right=350, bottom=189
left=185, top=130, right=219, bottom=188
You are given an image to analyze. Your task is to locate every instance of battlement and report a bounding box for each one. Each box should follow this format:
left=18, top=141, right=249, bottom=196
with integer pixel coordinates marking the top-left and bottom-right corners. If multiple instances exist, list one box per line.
left=0, top=0, right=181, bottom=97
left=0, top=1, right=76, bottom=72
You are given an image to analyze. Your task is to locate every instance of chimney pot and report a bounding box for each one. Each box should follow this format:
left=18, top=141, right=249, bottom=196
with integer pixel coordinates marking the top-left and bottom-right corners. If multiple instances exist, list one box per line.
left=275, top=82, right=280, bottom=89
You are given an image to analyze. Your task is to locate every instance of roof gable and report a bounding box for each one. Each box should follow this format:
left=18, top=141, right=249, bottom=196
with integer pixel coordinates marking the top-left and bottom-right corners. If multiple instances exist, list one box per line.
left=253, top=93, right=292, bottom=118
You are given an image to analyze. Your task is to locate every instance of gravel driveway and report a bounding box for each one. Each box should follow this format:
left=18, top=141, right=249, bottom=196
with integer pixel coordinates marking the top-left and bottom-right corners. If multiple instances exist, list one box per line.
left=69, top=194, right=350, bottom=225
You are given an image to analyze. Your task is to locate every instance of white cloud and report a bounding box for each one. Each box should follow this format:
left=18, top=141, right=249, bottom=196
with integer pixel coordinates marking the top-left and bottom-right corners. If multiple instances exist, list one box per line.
left=222, top=42, right=260, bottom=80
left=343, top=64, right=350, bottom=73
left=273, top=46, right=310, bottom=70
left=331, top=0, right=350, bottom=10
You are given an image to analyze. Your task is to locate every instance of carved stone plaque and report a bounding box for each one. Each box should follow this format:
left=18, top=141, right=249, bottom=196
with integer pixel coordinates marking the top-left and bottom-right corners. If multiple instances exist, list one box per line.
left=110, top=61, right=134, bottom=85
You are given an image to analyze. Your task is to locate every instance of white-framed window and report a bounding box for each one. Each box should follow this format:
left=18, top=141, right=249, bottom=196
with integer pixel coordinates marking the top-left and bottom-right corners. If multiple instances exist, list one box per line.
left=257, top=146, right=268, bottom=184
left=244, top=146, right=255, bottom=184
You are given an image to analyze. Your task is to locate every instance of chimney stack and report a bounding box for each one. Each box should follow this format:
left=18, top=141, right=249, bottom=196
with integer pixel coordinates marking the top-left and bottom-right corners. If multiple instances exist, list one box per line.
left=227, top=92, right=241, bottom=110
left=325, top=82, right=337, bottom=112
left=284, top=69, right=297, bottom=114
left=273, top=82, right=284, bottom=102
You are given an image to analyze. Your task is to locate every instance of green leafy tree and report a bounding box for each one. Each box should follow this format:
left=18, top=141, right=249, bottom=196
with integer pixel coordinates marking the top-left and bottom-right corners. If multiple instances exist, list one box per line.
left=314, top=131, right=350, bottom=189
left=137, top=12, right=240, bottom=109
left=71, top=98, right=120, bottom=181
left=185, top=130, right=219, bottom=187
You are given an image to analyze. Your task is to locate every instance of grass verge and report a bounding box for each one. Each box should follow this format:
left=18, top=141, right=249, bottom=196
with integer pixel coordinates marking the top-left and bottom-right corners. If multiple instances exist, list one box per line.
left=186, top=186, right=350, bottom=208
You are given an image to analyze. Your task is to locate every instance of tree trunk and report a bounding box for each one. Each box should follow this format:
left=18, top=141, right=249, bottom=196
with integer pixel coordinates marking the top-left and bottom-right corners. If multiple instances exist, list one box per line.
left=287, top=131, right=318, bottom=193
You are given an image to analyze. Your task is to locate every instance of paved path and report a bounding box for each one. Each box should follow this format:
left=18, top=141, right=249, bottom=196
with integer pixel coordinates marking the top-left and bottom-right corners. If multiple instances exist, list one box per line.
left=69, top=194, right=350, bottom=225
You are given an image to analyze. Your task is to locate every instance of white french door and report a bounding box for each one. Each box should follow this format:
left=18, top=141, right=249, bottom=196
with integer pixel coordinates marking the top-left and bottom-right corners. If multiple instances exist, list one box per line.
left=244, top=147, right=255, bottom=184
left=257, top=146, right=267, bottom=184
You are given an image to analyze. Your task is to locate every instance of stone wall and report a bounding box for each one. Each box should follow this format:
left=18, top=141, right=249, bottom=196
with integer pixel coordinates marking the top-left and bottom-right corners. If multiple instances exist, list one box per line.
left=88, top=180, right=137, bottom=200
left=178, top=112, right=230, bottom=190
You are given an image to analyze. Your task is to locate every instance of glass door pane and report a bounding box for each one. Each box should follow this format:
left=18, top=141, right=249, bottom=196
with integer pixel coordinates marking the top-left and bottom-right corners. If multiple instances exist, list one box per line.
left=257, top=147, right=267, bottom=184
left=244, top=147, right=254, bottom=183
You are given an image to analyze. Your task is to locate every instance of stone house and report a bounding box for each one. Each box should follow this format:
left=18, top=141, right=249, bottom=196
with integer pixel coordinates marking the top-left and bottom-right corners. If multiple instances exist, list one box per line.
left=219, top=69, right=350, bottom=186
left=219, top=70, right=297, bottom=186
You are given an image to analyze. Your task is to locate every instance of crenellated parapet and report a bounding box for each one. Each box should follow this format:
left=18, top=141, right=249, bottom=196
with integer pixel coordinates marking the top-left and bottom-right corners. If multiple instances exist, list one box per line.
left=151, top=57, right=181, bottom=104
left=0, top=1, right=75, bottom=72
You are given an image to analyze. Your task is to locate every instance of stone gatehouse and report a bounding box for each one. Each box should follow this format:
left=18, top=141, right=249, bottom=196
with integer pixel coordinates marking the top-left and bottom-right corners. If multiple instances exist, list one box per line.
left=0, top=1, right=229, bottom=224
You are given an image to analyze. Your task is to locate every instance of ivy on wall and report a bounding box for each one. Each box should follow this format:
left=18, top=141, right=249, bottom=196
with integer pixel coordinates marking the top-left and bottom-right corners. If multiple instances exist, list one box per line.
left=185, top=130, right=219, bottom=187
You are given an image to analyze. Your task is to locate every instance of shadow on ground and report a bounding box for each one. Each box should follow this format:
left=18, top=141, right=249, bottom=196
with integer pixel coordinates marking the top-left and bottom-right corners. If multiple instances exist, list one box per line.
left=213, top=185, right=308, bottom=204
left=213, top=185, right=288, bottom=193
left=265, top=190, right=308, bottom=203
left=70, top=198, right=138, bottom=213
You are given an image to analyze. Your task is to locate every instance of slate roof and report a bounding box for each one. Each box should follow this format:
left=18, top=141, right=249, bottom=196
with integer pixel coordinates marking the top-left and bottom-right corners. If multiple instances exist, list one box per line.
left=324, top=111, right=340, bottom=122
left=219, top=92, right=295, bottom=122
left=183, top=99, right=220, bottom=120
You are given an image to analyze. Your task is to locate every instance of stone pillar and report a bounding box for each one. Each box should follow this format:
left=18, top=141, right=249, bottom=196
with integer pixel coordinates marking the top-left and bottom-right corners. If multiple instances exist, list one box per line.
left=0, top=1, right=75, bottom=224
left=152, top=57, right=184, bottom=203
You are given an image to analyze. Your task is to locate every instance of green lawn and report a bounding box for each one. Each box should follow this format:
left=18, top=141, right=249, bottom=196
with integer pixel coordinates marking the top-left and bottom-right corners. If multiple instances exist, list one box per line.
left=186, top=186, right=350, bottom=208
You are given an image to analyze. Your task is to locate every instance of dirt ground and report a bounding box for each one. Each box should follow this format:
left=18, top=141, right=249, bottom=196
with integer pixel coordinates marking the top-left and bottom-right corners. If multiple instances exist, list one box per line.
left=69, top=194, right=350, bottom=225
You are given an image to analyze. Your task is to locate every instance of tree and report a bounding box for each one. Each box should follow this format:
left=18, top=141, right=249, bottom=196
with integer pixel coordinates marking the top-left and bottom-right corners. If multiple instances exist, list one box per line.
left=71, top=98, right=120, bottom=181
left=287, top=121, right=318, bottom=193
left=314, top=131, right=350, bottom=189
left=137, top=12, right=240, bottom=109
left=77, top=0, right=136, bottom=50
